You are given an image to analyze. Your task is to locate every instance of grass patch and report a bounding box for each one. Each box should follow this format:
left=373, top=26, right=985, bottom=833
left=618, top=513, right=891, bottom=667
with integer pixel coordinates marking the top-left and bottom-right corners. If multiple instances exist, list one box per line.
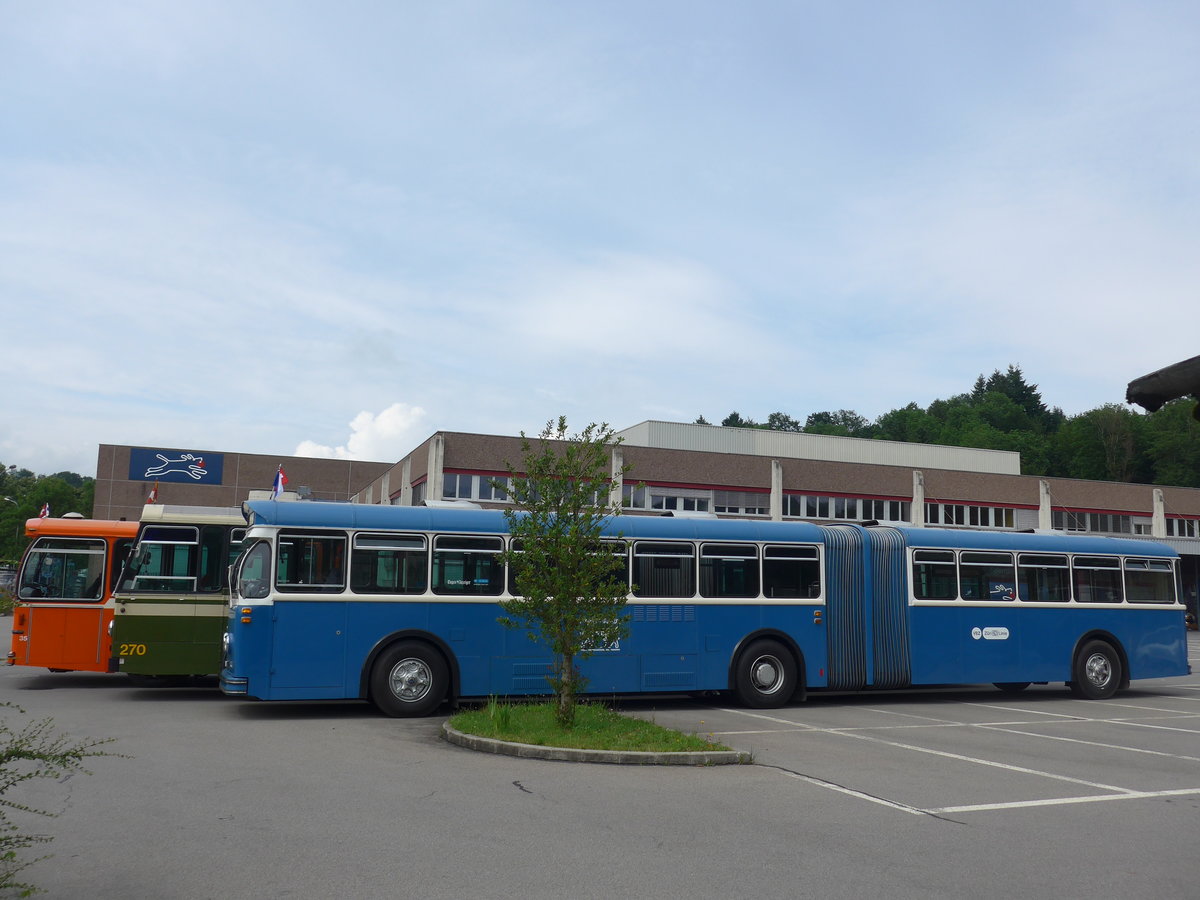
left=450, top=698, right=729, bottom=753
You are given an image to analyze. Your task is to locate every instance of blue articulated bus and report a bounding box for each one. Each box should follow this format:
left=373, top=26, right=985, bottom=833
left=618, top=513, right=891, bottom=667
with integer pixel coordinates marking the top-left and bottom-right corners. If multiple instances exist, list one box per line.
left=219, top=500, right=1190, bottom=716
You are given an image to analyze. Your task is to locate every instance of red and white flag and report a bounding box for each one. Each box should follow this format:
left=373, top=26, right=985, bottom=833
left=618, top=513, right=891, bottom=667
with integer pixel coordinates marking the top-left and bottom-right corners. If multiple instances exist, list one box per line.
left=147, top=481, right=159, bottom=504
left=38, top=502, right=50, bottom=518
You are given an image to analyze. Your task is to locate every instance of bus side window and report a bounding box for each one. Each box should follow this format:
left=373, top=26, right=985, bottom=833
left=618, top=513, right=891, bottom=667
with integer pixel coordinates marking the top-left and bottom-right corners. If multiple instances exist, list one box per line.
left=762, top=545, right=820, bottom=599
left=912, top=550, right=956, bottom=600
left=1124, top=558, right=1175, bottom=604
left=432, top=536, right=503, bottom=596
left=959, top=552, right=1015, bottom=602
left=631, top=542, right=695, bottom=599
left=277, top=533, right=347, bottom=592
left=1073, top=556, right=1123, bottom=604
left=699, top=543, right=759, bottom=599
left=352, top=534, right=428, bottom=594
left=1017, top=554, right=1070, bottom=602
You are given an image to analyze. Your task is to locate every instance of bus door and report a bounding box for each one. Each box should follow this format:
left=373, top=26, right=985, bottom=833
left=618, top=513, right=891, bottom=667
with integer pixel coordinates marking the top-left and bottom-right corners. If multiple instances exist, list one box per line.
left=113, top=524, right=237, bottom=675
left=955, top=551, right=1022, bottom=683
left=12, top=536, right=111, bottom=670
left=268, top=532, right=348, bottom=692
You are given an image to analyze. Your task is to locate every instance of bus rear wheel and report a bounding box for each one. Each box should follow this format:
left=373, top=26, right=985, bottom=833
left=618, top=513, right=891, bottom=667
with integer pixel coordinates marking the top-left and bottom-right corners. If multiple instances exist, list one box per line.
left=733, top=639, right=796, bottom=709
left=370, top=641, right=449, bottom=717
left=1069, top=640, right=1122, bottom=700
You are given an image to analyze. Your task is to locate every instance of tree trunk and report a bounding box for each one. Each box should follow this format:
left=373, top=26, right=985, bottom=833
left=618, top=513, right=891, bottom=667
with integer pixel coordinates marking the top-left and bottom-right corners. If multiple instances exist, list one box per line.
left=556, top=651, right=576, bottom=728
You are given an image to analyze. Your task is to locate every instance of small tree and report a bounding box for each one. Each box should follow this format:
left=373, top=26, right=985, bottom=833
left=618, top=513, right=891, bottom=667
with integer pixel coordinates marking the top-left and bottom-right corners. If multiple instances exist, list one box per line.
left=498, top=418, right=632, bottom=728
left=1, top=704, right=114, bottom=896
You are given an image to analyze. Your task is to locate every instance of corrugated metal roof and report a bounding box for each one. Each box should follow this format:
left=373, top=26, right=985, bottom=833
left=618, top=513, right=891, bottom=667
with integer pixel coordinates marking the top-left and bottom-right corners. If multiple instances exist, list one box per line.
left=615, top=421, right=1022, bottom=476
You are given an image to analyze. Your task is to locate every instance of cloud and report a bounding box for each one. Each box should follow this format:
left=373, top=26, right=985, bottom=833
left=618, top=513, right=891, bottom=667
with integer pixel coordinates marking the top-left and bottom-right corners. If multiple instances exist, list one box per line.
left=480, top=252, right=763, bottom=360
left=295, top=403, right=428, bottom=461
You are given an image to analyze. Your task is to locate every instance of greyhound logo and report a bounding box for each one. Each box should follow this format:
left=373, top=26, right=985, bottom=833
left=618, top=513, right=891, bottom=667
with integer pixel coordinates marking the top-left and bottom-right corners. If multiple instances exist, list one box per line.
left=143, top=453, right=208, bottom=481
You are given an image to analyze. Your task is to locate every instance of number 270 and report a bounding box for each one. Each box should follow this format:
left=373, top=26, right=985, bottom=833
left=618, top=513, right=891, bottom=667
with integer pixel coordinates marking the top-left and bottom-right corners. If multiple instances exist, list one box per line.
left=119, top=643, right=147, bottom=656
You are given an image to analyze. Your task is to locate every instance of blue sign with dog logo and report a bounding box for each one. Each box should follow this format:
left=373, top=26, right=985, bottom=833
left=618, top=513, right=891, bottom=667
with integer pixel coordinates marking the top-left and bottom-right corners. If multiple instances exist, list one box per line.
left=128, top=448, right=224, bottom=484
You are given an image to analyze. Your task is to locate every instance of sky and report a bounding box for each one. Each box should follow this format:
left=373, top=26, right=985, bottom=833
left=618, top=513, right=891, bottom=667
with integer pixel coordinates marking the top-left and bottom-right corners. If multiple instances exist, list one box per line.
left=2, top=1, right=1198, bottom=476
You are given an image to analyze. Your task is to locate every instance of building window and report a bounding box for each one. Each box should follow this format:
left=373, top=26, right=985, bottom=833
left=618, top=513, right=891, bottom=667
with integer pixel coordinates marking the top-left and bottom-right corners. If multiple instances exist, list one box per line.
left=714, top=491, right=769, bottom=516
left=624, top=486, right=711, bottom=513
left=1052, top=511, right=1133, bottom=535
left=440, top=473, right=511, bottom=504
left=443, top=473, right=470, bottom=500
left=478, top=476, right=509, bottom=502
left=860, top=499, right=910, bottom=522
left=785, top=494, right=909, bottom=523
left=1167, top=518, right=1198, bottom=538
left=925, top=503, right=1014, bottom=529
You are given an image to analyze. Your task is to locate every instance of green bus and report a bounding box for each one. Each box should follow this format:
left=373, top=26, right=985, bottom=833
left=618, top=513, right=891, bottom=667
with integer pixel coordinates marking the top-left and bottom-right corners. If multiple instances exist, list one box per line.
left=110, top=504, right=246, bottom=677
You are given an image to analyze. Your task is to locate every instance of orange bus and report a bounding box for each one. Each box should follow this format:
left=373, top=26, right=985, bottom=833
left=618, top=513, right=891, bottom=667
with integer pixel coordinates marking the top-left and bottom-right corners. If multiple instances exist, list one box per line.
left=6, top=517, right=138, bottom=672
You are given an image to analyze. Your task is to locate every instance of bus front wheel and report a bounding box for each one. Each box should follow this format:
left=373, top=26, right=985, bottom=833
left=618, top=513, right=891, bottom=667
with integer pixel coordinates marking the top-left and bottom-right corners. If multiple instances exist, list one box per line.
left=1069, top=640, right=1122, bottom=700
left=733, top=639, right=796, bottom=709
left=370, top=641, right=449, bottom=717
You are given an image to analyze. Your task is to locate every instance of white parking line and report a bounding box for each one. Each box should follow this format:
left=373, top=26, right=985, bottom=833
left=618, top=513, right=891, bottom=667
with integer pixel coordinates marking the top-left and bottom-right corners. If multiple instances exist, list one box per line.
left=931, top=788, right=1200, bottom=815
left=975, top=723, right=1200, bottom=763
left=1108, top=718, right=1200, bottom=735
left=963, top=701, right=1088, bottom=719
left=720, top=704, right=1200, bottom=816
left=721, top=707, right=1134, bottom=792
left=1089, top=699, right=1200, bottom=714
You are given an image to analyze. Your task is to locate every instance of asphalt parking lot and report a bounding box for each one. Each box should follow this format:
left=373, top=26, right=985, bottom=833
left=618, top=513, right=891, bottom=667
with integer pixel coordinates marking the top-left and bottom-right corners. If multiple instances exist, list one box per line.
left=3, top=628, right=1198, bottom=899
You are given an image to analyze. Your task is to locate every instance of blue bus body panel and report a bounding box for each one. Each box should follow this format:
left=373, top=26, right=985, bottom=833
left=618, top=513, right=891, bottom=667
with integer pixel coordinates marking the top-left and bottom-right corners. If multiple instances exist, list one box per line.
left=233, top=599, right=829, bottom=701
left=908, top=606, right=1188, bottom=685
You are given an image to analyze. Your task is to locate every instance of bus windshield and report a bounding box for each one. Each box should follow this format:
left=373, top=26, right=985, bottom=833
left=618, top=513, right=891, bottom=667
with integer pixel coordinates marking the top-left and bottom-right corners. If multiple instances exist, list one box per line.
left=235, top=540, right=272, bottom=601
left=19, top=538, right=106, bottom=601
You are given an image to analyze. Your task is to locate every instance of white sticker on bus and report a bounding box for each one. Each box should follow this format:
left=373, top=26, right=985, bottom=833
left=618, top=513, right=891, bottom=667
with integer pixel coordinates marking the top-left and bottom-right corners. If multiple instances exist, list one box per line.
left=971, top=626, right=1010, bottom=640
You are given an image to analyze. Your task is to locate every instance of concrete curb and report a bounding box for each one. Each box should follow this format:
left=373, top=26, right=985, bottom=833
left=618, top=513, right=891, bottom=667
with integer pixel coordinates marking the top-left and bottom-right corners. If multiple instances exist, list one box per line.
left=441, top=722, right=751, bottom=766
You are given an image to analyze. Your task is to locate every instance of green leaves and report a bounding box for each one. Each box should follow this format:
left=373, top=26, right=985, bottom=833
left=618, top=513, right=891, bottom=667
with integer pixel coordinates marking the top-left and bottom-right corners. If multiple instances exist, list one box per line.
left=497, top=418, right=632, bottom=728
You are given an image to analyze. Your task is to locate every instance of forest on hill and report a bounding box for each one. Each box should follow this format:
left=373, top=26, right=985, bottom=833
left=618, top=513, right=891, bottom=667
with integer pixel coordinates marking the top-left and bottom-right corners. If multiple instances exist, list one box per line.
left=700, top=365, right=1200, bottom=488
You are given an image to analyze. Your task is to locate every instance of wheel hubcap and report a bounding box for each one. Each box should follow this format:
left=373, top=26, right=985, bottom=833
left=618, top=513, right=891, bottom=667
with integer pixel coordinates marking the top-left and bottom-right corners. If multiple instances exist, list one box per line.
left=389, top=658, right=432, bottom=702
left=1085, top=653, right=1112, bottom=688
left=750, top=655, right=784, bottom=695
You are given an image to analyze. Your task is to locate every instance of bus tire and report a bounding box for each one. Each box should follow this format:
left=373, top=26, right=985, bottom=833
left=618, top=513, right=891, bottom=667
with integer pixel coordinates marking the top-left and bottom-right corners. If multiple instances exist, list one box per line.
left=993, top=682, right=1031, bottom=693
left=733, top=639, right=796, bottom=709
left=1069, top=640, right=1122, bottom=700
left=370, top=641, right=449, bottom=717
